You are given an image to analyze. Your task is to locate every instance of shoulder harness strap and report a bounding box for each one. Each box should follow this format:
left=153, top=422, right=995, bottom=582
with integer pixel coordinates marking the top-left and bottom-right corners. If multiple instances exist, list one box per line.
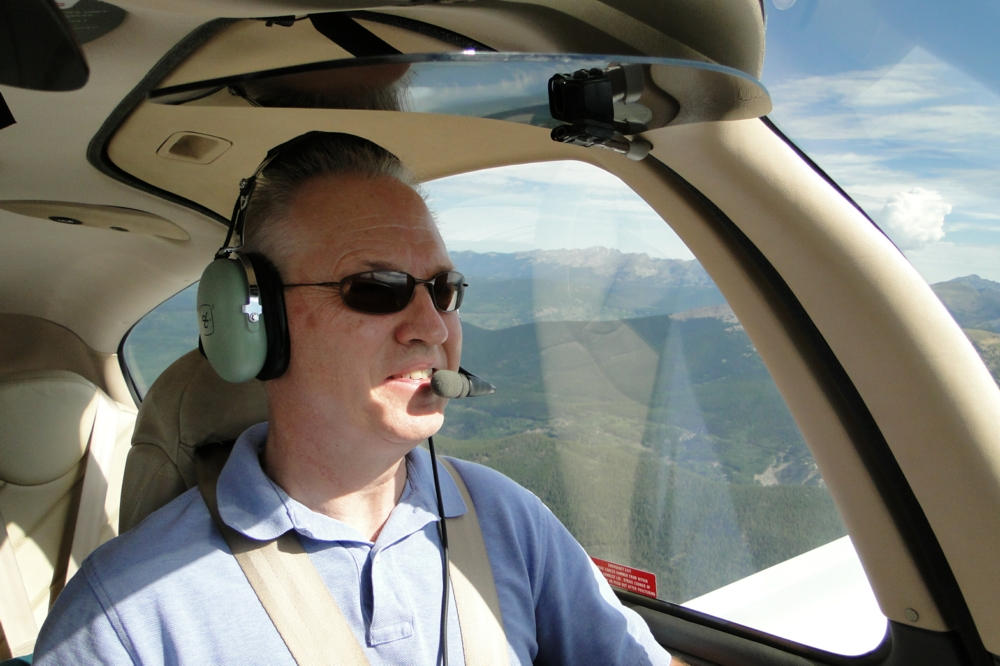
left=196, top=442, right=366, bottom=665
left=0, top=508, right=39, bottom=658
left=439, top=458, right=510, bottom=666
left=195, top=444, right=509, bottom=665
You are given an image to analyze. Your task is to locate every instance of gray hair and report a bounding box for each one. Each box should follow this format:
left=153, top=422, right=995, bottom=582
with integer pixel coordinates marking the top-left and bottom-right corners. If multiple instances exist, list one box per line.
left=242, top=132, right=418, bottom=268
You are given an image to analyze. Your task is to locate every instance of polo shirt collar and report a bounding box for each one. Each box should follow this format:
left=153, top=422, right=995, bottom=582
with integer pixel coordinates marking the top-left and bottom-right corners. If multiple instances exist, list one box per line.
left=216, top=422, right=466, bottom=544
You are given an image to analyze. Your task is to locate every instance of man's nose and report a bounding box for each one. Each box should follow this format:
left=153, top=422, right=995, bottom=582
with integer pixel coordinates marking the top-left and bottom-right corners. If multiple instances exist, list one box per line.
left=395, top=284, right=449, bottom=345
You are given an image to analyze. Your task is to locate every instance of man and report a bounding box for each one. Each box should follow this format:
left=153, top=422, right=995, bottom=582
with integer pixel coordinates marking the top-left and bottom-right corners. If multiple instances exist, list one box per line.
left=35, top=133, right=676, bottom=664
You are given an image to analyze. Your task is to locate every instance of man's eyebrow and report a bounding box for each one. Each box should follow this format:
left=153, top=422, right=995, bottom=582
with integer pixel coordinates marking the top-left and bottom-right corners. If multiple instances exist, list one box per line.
left=356, top=260, right=456, bottom=274
left=358, top=260, right=396, bottom=271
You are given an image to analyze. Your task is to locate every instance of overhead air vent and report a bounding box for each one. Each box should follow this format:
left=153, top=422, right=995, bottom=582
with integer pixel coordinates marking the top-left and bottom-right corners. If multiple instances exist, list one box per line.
left=156, top=131, right=232, bottom=164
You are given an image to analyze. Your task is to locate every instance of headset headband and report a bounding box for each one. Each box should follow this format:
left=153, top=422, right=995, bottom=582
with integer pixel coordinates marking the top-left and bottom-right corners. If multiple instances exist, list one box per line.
left=217, top=131, right=331, bottom=258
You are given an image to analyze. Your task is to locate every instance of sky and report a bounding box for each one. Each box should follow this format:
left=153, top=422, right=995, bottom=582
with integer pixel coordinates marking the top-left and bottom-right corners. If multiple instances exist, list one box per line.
left=428, top=160, right=696, bottom=261
left=431, top=0, right=1000, bottom=285
left=762, top=0, right=1000, bottom=283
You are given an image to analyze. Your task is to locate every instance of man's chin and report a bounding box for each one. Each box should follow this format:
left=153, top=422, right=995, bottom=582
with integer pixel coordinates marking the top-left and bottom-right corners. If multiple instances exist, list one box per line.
left=386, top=412, right=445, bottom=445
left=373, top=390, right=446, bottom=441
left=413, top=414, right=446, bottom=441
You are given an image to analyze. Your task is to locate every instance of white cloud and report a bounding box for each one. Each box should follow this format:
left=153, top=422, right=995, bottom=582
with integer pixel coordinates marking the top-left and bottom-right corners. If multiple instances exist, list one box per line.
left=875, top=188, right=951, bottom=249
left=768, top=59, right=955, bottom=115
left=772, top=101, right=1000, bottom=147
left=768, top=47, right=1000, bottom=148
left=765, top=45, right=1000, bottom=270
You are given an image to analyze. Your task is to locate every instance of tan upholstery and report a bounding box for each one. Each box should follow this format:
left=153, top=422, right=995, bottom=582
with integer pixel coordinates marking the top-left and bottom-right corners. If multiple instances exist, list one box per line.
left=119, top=349, right=267, bottom=533
left=0, top=369, right=135, bottom=657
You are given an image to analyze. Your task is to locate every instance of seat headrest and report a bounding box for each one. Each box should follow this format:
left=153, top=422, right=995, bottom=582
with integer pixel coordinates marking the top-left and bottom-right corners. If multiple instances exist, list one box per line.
left=0, top=370, right=101, bottom=485
left=121, top=348, right=267, bottom=531
left=130, top=349, right=267, bottom=489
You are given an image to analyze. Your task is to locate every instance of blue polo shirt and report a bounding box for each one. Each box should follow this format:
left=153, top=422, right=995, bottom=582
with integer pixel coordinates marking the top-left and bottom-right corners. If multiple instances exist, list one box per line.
left=35, top=423, right=671, bottom=664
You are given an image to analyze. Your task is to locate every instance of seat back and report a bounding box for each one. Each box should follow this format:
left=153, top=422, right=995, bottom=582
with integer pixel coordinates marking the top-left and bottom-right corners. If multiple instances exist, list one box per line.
left=119, top=349, right=267, bottom=533
left=0, top=369, right=135, bottom=658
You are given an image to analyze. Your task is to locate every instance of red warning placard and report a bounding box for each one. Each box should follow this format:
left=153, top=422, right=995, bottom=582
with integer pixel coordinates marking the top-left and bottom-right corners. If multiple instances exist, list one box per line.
left=591, top=557, right=657, bottom=599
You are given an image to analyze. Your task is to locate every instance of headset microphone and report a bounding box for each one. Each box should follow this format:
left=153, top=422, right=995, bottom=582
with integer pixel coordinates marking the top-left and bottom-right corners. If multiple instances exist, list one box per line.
left=427, top=367, right=494, bottom=663
left=431, top=368, right=496, bottom=399
left=426, top=366, right=494, bottom=665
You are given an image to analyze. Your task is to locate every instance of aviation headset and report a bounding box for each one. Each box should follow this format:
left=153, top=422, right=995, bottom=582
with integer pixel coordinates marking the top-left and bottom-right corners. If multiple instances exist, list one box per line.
left=196, top=133, right=328, bottom=383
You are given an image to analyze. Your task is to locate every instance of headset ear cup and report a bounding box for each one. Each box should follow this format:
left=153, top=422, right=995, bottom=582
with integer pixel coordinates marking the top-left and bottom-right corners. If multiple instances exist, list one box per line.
left=197, top=255, right=270, bottom=382
left=245, top=253, right=289, bottom=380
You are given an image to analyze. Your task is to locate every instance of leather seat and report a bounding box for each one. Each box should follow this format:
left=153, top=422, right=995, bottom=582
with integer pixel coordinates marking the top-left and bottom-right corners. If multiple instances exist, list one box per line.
left=0, top=369, right=135, bottom=658
left=119, top=349, right=267, bottom=533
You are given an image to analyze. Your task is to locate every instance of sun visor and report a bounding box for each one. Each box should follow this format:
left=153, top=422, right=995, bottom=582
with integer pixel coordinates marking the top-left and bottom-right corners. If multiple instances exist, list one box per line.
left=148, top=53, right=770, bottom=161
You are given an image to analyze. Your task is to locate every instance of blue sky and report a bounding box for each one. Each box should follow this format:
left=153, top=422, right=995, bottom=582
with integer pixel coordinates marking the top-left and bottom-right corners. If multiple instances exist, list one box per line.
left=428, top=160, right=697, bottom=261
left=762, top=0, right=1000, bottom=283
left=433, top=0, right=1000, bottom=285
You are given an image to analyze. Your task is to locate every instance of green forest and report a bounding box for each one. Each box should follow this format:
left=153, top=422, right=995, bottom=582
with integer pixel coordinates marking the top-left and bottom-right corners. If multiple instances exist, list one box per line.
left=436, top=312, right=843, bottom=602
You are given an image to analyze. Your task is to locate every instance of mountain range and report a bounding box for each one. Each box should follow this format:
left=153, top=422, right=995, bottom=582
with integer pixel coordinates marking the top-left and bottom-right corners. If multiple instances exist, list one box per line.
left=931, top=274, right=1000, bottom=333
left=451, top=249, right=726, bottom=329
left=931, top=275, right=1000, bottom=383
left=452, top=248, right=1000, bottom=382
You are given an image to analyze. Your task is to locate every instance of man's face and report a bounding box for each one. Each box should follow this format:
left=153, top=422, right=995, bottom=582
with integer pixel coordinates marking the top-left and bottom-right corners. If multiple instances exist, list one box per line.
left=271, top=172, right=462, bottom=447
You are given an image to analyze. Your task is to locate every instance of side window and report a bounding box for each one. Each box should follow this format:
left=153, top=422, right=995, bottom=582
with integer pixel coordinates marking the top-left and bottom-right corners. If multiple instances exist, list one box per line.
left=120, top=283, right=199, bottom=398
left=426, top=161, right=887, bottom=656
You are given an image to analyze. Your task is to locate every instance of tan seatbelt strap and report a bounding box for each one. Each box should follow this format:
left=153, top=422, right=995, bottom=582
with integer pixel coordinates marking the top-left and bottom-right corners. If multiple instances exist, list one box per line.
left=0, top=510, right=40, bottom=657
left=195, top=446, right=509, bottom=665
left=227, top=532, right=368, bottom=666
left=68, top=394, right=123, bottom=580
left=440, top=459, right=510, bottom=666
left=195, top=444, right=368, bottom=666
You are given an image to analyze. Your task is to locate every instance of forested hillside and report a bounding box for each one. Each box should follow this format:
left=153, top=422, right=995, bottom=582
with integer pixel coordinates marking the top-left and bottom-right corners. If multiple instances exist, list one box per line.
left=437, top=310, right=842, bottom=600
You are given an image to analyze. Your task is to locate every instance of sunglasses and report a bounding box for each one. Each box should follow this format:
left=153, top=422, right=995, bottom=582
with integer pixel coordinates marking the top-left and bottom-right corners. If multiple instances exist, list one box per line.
left=284, top=270, right=467, bottom=314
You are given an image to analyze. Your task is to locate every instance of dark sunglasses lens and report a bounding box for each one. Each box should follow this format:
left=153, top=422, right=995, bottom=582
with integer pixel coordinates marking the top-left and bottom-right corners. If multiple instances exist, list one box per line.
left=433, top=271, right=465, bottom=312
left=341, top=272, right=411, bottom=313
left=340, top=271, right=465, bottom=313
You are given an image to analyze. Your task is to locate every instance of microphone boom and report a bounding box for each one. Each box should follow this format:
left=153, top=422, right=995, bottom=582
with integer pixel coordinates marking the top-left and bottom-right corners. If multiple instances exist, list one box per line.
left=431, top=368, right=496, bottom=399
